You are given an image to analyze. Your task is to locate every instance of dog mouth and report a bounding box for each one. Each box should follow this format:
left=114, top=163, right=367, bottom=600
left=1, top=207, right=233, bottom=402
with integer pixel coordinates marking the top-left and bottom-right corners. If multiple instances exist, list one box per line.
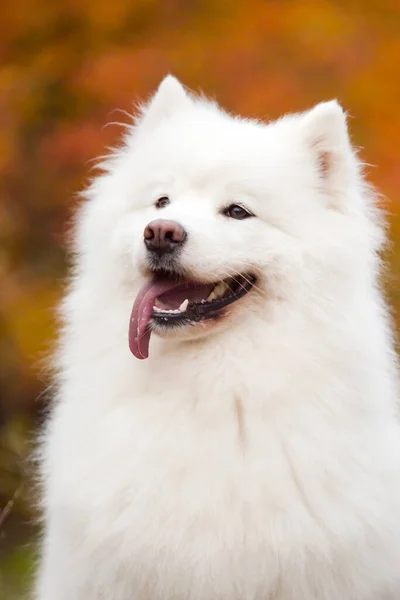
left=129, top=273, right=256, bottom=359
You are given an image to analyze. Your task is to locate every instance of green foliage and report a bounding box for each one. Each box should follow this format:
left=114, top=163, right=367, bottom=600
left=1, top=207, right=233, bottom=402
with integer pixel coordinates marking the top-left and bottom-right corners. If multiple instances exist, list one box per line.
left=0, top=543, right=37, bottom=599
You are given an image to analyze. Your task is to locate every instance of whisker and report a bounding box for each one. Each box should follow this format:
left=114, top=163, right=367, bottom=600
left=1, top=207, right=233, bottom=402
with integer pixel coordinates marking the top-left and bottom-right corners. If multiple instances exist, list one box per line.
left=220, top=261, right=270, bottom=299
left=218, top=267, right=268, bottom=301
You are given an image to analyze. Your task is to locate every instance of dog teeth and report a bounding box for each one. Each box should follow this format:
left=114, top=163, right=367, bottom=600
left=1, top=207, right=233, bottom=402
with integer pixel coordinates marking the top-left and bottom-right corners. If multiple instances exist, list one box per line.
left=153, top=281, right=232, bottom=315
left=179, top=299, right=189, bottom=312
left=215, top=282, right=228, bottom=297
left=206, top=281, right=229, bottom=302
left=153, top=306, right=181, bottom=314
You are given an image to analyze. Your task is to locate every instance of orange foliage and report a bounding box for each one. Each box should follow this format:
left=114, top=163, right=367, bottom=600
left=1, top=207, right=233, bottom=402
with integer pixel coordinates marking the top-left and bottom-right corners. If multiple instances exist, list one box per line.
left=1, top=0, right=400, bottom=424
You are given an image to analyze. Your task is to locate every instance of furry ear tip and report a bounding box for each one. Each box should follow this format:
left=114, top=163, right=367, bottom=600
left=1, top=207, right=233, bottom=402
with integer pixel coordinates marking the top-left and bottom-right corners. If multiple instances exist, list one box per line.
left=139, top=74, right=190, bottom=126
left=301, top=100, right=349, bottom=147
left=309, top=100, right=346, bottom=122
left=158, top=74, right=183, bottom=90
left=319, top=99, right=343, bottom=111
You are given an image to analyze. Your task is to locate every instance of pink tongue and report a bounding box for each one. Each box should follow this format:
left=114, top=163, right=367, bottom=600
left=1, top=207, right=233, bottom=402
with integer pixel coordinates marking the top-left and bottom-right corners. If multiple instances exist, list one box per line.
left=129, top=279, right=178, bottom=360
left=129, top=278, right=214, bottom=360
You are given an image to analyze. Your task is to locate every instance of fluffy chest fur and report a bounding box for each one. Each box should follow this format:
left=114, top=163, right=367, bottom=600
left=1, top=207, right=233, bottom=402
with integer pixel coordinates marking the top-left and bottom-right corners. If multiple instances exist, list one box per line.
left=42, top=324, right=400, bottom=600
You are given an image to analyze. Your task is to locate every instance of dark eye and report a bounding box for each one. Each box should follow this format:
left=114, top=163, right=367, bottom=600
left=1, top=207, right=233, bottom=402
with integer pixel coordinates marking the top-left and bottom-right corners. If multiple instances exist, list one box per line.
left=155, top=196, right=170, bottom=209
left=223, top=204, right=253, bottom=220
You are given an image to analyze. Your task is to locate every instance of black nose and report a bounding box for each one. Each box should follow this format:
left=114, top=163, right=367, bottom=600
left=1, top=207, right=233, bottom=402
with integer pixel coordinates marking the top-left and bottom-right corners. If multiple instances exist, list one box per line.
left=144, top=219, right=187, bottom=253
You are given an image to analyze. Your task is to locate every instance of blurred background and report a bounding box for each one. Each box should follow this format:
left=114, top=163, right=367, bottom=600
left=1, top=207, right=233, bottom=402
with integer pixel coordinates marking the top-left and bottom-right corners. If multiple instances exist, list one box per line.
left=1, top=0, right=400, bottom=596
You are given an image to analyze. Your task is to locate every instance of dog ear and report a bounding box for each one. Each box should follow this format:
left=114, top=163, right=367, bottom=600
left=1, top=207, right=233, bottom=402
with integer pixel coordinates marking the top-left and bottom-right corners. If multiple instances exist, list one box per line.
left=140, top=75, right=192, bottom=126
left=300, top=100, right=357, bottom=206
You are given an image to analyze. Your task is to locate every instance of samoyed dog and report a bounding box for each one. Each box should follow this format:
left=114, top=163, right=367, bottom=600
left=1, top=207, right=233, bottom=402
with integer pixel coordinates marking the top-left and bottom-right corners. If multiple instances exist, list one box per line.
left=36, top=76, right=400, bottom=600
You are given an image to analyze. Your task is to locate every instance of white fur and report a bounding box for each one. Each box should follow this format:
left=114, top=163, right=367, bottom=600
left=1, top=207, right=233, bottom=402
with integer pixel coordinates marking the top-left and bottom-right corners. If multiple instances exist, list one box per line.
left=35, top=76, right=400, bottom=600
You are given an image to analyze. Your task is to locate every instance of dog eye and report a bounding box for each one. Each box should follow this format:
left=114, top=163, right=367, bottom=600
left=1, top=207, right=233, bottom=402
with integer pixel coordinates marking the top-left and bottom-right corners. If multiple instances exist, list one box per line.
left=155, top=196, right=170, bottom=209
left=223, top=204, right=253, bottom=220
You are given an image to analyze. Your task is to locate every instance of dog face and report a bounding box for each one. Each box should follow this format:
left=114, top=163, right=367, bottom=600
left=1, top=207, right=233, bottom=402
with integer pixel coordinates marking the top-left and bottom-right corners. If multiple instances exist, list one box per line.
left=76, top=76, right=377, bottom=359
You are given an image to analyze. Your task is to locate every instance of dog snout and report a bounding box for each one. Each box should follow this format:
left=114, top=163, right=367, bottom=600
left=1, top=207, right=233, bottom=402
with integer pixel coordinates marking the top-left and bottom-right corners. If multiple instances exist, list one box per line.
left=144, top=220, right=187, bottom=254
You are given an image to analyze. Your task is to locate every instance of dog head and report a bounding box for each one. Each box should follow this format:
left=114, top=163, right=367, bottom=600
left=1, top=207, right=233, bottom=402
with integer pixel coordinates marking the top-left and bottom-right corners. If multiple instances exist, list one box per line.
left=75, top=76, right=381, bottom=359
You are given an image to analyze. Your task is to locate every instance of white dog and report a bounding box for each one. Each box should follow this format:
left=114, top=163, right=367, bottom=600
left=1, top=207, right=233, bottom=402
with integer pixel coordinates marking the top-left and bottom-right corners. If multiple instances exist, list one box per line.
left=35, top=76, right=400, bottom=600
